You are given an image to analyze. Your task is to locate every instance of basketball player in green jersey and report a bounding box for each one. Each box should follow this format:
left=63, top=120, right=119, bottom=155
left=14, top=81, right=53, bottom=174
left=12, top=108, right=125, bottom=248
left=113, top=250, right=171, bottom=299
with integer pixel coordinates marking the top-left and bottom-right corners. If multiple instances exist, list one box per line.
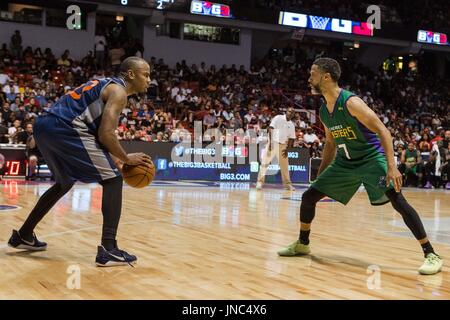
left=278, top=58, right=443, bottom=275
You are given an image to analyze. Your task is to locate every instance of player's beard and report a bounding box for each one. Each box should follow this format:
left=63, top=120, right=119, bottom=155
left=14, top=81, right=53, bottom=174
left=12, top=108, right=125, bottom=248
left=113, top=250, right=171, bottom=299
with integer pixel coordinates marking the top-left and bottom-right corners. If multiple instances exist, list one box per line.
left=310, top=84, right=321, bottom=95
left=310, top=77, right=322, bottom=95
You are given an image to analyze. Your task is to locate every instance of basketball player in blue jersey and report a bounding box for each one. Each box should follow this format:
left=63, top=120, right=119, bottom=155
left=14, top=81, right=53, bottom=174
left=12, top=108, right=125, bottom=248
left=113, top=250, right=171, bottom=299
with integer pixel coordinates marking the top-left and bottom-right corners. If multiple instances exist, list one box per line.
left=7, top=57, right=153, bottom=267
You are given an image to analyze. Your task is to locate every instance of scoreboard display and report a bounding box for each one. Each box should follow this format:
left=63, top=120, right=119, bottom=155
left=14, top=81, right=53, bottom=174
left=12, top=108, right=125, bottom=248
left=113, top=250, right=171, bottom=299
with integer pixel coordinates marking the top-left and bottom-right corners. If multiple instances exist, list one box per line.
left=117, top=0, right=187, bottom=11
left=417, top=30, right=448, bottom=45
left=0, top=145, right=27, bottom=177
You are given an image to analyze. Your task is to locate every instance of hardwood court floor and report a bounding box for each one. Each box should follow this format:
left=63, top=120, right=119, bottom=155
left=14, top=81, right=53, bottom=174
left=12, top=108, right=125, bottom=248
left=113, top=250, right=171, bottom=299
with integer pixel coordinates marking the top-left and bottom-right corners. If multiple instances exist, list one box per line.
left=0, top=180, right=449, bottom=300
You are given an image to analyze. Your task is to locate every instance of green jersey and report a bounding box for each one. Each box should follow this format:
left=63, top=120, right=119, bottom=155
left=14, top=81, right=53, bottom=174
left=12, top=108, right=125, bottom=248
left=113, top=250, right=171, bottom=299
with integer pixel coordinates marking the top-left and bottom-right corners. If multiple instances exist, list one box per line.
left=404, top=149, right=419, bottom=174
left=319, top=89, right=385, bottom=162
left=405, top=149, right=418, bottom=165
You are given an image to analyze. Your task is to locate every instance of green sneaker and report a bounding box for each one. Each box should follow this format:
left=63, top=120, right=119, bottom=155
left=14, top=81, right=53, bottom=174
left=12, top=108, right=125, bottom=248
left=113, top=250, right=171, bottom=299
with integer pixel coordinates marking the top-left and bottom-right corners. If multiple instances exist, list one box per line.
left=277, top=240, right=311, bottom=256
left=418, top=253, right=443, bottom=275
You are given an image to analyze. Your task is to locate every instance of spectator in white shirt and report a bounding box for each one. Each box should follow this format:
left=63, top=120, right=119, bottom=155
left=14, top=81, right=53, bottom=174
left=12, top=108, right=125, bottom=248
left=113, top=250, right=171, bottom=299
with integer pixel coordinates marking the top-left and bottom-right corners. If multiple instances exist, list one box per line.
left=175, top=92, right=186, bottom=104
left=2, top=81, right=19, bottom=94
left=222, top=107, right=234, bottom=121
left=198, top=62, right=206, bottom=75
left=294, top=112, right=307, bottom=129
left=303, top=127, right=319, bottom=145
left=256, top=107, right=296, bottom=191
left=10, top=97, right=21, bottom=112
left=0, top=69, right=11, bottom=86
left=244, top=109, right=256, bottom=124
left=94, top=31, right=106, bottom=70
left=171, top=85, right=180, bottom=99
left=8, top=119, right=22, bottom=144
left=203, top=109, right=216, bottom=129
left=92, top=70, right=106, bottom=81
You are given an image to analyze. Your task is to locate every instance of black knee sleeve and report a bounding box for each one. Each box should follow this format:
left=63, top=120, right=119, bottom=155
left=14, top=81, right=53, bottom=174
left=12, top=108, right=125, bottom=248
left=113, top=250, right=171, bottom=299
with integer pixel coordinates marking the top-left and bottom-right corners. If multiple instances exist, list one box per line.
left=20, top=182, right=74, bottom=236
left=386, top=189, right=427, bottom=240
left=300, top=187, right=326, bottom=224
left=56, top=182, right=74, bottom=195
left=99, top=176, right=123, bottom=246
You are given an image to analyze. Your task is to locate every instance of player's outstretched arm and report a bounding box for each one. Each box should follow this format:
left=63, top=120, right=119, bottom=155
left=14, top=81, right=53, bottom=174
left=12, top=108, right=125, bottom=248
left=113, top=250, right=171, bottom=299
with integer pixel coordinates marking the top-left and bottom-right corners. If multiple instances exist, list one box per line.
left=317, top=126, right=335, bottom=176
left=347, top=96, right=402, bottom=192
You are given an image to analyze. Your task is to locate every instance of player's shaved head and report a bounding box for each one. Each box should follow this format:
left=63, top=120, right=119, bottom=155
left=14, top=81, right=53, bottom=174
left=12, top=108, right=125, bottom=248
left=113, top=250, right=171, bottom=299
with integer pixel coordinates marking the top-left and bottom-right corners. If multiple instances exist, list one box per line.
left=313, top=57, right=341, bottom=82
left=119, top=57, right=151, bottom=94
left=119, top=57, right=149, bottom=76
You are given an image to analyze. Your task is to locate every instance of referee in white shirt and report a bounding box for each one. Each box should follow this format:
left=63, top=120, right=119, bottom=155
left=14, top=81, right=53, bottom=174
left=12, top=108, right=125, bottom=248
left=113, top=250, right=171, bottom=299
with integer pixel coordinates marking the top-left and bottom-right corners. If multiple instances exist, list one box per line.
left=256, top=107, right=296, bottom=191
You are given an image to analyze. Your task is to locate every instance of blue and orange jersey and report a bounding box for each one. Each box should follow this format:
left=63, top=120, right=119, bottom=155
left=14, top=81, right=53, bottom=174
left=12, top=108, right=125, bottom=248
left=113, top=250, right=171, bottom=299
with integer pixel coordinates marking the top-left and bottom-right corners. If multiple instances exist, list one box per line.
left=47, top=77, right=126, bottom=136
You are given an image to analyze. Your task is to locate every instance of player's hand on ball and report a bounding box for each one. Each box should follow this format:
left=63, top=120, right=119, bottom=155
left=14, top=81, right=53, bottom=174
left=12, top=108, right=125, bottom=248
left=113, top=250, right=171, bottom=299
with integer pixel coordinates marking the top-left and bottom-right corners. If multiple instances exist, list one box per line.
left=386, top=166, right=402, bottom=193
left=114, top=159, right=124, bottom=172
left=126, top=153, right=152, bottom=167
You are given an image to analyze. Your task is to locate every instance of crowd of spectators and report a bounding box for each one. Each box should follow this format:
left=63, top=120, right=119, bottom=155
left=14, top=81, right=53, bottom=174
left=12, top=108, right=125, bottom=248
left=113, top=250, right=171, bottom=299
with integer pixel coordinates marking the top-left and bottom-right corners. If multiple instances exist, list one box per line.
left=0, top=29, right=449, bottom=187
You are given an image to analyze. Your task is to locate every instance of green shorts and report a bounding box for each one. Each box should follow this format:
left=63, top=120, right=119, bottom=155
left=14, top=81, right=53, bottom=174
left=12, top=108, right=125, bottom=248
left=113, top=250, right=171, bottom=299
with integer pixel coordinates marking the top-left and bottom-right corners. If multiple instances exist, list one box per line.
left=311, top=155, right=394, bottom=206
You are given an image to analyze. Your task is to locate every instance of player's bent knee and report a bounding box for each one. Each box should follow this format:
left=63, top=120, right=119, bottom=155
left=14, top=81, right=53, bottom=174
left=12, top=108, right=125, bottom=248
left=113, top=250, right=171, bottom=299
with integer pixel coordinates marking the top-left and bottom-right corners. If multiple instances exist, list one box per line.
left=386, top=189, right=410, bottom=213
left=301, top=187, right=325, bottom=205
left=300, top=187, right=325, bottom=223
left=53, top=182, right=74, bottom=194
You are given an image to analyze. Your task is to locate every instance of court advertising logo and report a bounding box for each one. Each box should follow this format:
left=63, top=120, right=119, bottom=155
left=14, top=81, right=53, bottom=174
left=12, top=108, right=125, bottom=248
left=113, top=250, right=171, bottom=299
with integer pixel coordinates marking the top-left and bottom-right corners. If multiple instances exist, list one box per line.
left=170, top=121, right=302, bottom=176
left=190, top=0, right=232, bottom=18
left=220, top=173, right=251, bottom=181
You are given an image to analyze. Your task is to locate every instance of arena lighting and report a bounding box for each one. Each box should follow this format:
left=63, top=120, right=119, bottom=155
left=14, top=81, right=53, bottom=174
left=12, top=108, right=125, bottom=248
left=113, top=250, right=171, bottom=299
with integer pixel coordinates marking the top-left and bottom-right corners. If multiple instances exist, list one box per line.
left=190, top=0, right=232, bottom=18
left=279, top=11, right=374, bottom=37
left=417, top=30, right=448, bottom=45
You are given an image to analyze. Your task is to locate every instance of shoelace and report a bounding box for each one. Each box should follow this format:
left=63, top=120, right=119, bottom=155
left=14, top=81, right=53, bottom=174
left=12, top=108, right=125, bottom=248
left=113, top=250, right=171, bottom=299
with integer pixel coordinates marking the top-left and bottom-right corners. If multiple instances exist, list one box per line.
left=31, top=233, right=41, bottom=243
left=427, top=255, right=441, bottom=264
left=118, top=249, right=135, bottom=268
left=288, top=241, right=299, bottom=251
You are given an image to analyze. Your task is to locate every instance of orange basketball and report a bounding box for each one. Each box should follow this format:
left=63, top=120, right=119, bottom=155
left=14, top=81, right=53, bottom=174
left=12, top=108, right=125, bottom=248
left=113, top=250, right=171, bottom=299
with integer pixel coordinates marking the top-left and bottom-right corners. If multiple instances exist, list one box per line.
left=122, top=161, right=155, bottom=188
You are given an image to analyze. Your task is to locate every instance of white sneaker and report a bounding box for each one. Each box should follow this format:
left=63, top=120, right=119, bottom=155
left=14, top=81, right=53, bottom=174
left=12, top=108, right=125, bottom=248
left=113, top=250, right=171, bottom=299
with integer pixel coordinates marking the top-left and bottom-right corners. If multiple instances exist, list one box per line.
left=256, top=182, right=263, bottom=190
left=418, top=253, right=443, bottom=275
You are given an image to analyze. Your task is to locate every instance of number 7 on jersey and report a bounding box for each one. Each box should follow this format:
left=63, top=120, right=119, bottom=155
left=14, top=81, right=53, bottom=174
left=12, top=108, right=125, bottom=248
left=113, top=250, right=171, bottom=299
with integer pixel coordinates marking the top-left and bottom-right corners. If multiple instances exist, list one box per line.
left=338, top=143, right=351, bottom=159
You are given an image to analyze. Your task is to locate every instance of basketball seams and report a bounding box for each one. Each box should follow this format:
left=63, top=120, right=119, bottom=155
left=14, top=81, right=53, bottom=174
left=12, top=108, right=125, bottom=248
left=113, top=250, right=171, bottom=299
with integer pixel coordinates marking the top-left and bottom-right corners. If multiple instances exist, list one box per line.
left=123, top=163, right=155, bottom=188
left=134, top=169, right=147, bottom=188
left=122, top=167, right=149, bottom=179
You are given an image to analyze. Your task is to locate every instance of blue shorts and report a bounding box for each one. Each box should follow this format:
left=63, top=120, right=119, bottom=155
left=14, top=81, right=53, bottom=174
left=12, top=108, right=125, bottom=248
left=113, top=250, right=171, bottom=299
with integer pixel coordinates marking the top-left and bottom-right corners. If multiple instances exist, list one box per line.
left=33, top=114, right=120, bottom=184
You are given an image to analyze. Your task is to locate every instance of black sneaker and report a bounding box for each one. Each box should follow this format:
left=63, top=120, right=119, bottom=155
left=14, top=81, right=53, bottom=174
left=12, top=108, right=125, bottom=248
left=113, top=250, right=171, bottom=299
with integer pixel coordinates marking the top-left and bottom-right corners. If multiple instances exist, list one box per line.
left=8, top=230, right=47, bottom=251
left=95, top=245, right=137, bottom=267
